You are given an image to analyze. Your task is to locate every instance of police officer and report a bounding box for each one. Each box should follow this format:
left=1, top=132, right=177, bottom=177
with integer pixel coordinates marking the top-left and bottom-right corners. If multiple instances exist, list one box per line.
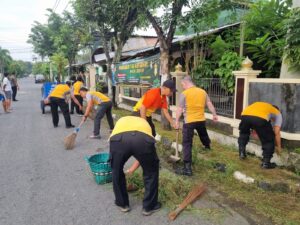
left=174, top=76, right=218, bottom=176
left=47, top=81, right=81, bottom=128
left=238, top=102, right=282, bottom=169
left=110, top=116, right=161, bottom=216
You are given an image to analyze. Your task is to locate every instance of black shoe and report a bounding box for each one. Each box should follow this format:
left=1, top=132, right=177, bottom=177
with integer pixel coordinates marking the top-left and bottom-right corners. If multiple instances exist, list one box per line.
left=70, top=111, right=74, bottom=114
left=142, top=202, right=161, bottom=216
left=239, top=146, right=247, bottom=160
left=175, top=162, right=193, bottom=176
left=54, top=124, right=58, bottom=128
left=261, top=158, right=276, bottom=169
left=13, top=99, right=18, bottom=101
left=66, top=125, right=75, bottom=128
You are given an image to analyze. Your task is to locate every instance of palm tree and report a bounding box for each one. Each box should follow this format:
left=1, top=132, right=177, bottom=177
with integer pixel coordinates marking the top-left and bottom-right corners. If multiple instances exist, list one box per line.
left=0, top=47, right=12, bottom=75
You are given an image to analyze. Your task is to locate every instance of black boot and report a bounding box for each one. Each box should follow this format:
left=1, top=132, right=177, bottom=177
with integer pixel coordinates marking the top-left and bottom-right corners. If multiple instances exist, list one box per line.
left=261, top=158, right=276, bottom=169
left=239, top=146, right=247, bottom=160
left=175, top=162, right=193, bottom=176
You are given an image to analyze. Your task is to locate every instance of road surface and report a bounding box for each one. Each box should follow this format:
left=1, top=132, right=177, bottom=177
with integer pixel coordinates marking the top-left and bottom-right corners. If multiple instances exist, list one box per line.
left=0, top=78, right=251, bottom=225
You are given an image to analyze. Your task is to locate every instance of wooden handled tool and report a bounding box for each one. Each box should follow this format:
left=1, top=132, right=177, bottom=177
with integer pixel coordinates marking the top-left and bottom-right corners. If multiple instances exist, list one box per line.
left=168, top=184, right=206, bottom=221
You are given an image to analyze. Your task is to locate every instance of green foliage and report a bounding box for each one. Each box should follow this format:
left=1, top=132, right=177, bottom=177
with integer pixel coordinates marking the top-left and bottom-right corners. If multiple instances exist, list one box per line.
left=214, top=52, right=242, bottom=93
left=8, top=61, right=27, bottom=77
left=192, top=60, right=215, bottom=88
left=51, top=53, right=68, bottom=81
left=179, top=0, right=238, bottom=33
left=28, top=9, right=89, bottom=67
left=243, top=0, right=291, bottom=78
left=243, top=0, right=291, bottom=40
left=210, top=35, right=232, bottom=60
left=0, top=47, right=12, bottom=73
left=32, top=62, right=50, bottom=80
left=245, top=34, right=284, bottom=78
left=284, top=8, right=300, bottom=73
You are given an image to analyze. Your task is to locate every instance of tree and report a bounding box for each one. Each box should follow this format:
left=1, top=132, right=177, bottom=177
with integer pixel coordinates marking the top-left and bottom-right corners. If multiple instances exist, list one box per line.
left=136, top=0, right=187, bottom=77
left=8, top=60, right=27, bottom=77
left=51, top=53, right=68, bottom=81
left=243, top=0, right=291, bottom=77
left=74, top=0, right=139, bottom=81
left=50, top=10, right=90, bottom=75
left=0, top=47, right=12, bottom=74
left=27, top=21, right=56, bottom=60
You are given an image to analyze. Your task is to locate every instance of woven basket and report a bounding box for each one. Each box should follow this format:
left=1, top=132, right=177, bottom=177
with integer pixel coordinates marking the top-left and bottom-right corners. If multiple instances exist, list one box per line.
left=93, top=171, right=112, bottom=184
left=85, top=153, right=111, bottom=173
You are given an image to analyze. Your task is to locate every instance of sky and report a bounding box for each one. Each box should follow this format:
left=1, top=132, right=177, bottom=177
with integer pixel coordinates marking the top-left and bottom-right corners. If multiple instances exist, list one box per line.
left=0, top=0, right=71, bottom=62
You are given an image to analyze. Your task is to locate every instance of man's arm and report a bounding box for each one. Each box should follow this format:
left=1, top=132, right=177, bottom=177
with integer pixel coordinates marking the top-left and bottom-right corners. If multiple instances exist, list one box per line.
left=274, top=126, right=281, bottom=153
left=206, top=95, right=218, bottom=121
left=71, top=94, right=82, bottom=110
left=162, top=108, right=175, bottom=128
left=175, top=107, right=183, bottom=129
left=139, top=104, right=147, bottom=120
left=82, top=99, right=93, bottom=122
left=126, top=160, right=140, bottom=175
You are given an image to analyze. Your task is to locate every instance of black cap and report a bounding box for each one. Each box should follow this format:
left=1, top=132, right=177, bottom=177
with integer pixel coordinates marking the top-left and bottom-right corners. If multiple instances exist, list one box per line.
left=162, top=79, right=177, bottom=92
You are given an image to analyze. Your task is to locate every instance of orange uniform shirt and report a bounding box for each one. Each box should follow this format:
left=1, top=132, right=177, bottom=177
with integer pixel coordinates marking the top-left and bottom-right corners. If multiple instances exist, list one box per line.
left=133, top=88, right=168, bottom=117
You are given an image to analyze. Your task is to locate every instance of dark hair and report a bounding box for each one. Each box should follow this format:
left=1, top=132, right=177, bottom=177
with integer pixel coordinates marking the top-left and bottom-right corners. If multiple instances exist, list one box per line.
left=4, top=72, right=9, bottom=77
left=66, top=81, right=72, bottom=87
left=79, top=87, right=88, bottom=92
left=77, top=76, right=84, bottom=82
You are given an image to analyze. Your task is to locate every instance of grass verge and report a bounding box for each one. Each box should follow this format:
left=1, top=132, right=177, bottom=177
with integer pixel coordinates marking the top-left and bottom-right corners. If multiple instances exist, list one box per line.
left=113, top=108, right=300, bottom=225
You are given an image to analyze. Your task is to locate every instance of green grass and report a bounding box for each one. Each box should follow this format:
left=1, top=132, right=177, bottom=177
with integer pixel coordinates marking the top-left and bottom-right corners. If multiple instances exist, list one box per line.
left=113, top=108, right=300, bottom=225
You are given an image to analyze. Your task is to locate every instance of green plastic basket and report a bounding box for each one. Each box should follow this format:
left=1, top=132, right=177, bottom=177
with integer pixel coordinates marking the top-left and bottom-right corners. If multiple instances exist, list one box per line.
left=85, top=153, right=111, bottom=173
left=93, top=171, right=112, bottom=184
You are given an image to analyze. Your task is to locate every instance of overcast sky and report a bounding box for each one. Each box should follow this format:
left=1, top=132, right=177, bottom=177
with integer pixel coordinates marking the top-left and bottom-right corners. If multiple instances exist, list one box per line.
left=0, top=0, right=71, bottom=62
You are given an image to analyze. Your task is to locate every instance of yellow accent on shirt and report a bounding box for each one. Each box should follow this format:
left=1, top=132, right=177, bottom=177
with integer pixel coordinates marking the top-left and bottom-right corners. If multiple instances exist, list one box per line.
left=133, top=96, right=156, bottom=117
left=182, top=87, right=206, bottom=123
left=110, top=116, right=153, bottom=138
left=88, top=91, right=110, bottom=105
left=242, top=102, right=280, bottom=120
left=73, top=81, right=83, bottom=95
left=49, top=84, right=70, bottom=99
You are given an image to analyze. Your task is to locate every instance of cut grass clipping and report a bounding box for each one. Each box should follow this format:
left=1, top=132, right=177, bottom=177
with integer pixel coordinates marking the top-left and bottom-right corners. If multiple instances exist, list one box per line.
left=127, top=169, right=194, bottom=209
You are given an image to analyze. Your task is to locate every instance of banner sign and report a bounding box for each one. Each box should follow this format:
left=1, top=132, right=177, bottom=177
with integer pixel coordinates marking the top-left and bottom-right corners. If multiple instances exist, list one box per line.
left=115, top=54, right=160, bottom=87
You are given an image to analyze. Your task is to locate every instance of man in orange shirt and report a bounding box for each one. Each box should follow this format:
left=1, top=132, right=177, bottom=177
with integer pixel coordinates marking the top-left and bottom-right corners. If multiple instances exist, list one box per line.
left=174, top=76, right=218, bottom=176
left=126, top=79, right=176, bottom=175
left=238, top=102, right=282, bottom=169
left=133, top=79, right=176, bottom=136
left=80, top=87, right=114, bottom=139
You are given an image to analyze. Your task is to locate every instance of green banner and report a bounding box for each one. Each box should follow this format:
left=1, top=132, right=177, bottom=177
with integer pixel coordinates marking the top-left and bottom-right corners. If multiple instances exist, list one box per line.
left=115, top=54, right=160, bottom=87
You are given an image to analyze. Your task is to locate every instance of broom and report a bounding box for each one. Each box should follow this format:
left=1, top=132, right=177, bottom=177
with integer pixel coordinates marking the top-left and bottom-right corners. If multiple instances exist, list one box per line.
left=168, top=184, right=206, bottom=221
left=64, top=121, right=84, bottom=150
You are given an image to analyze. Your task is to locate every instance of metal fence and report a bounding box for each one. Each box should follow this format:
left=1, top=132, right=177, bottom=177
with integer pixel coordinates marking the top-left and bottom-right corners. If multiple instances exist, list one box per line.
left=197, top=78, right=234, bottom=118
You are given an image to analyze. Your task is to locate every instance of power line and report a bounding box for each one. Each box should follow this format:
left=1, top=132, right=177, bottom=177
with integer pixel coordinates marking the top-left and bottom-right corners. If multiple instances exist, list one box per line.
left=53, top=0, right=61, bottom=12
left=52, top=0, right=59, bottom=11
left=63, top=0, right=70, bottom=11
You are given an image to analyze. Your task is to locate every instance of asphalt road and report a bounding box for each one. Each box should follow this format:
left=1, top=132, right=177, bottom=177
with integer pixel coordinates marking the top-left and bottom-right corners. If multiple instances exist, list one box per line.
left=0, top=78, right=251, bottom=225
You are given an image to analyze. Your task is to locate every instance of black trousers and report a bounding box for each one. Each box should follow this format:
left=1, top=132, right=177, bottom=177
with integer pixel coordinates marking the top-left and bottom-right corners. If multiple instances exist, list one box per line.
left=110, top=131, right=159, bottom=210
left=131, top=111, right=156, bottom=137
left=94, top=101, right=114, bottom=135
left=238, top=116, right=275, bottom=159
left=182, top=121, right=211, bottom=163
left=12, top=86, right=17, bottom=101
left=70, top=95, right=83, bottom=114
left=49, top=97, right=72, bottom=127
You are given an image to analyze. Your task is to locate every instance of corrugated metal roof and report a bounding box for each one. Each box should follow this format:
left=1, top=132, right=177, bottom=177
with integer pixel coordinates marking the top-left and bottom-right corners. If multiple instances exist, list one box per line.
left=93, top=22, right=240, bottom=64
